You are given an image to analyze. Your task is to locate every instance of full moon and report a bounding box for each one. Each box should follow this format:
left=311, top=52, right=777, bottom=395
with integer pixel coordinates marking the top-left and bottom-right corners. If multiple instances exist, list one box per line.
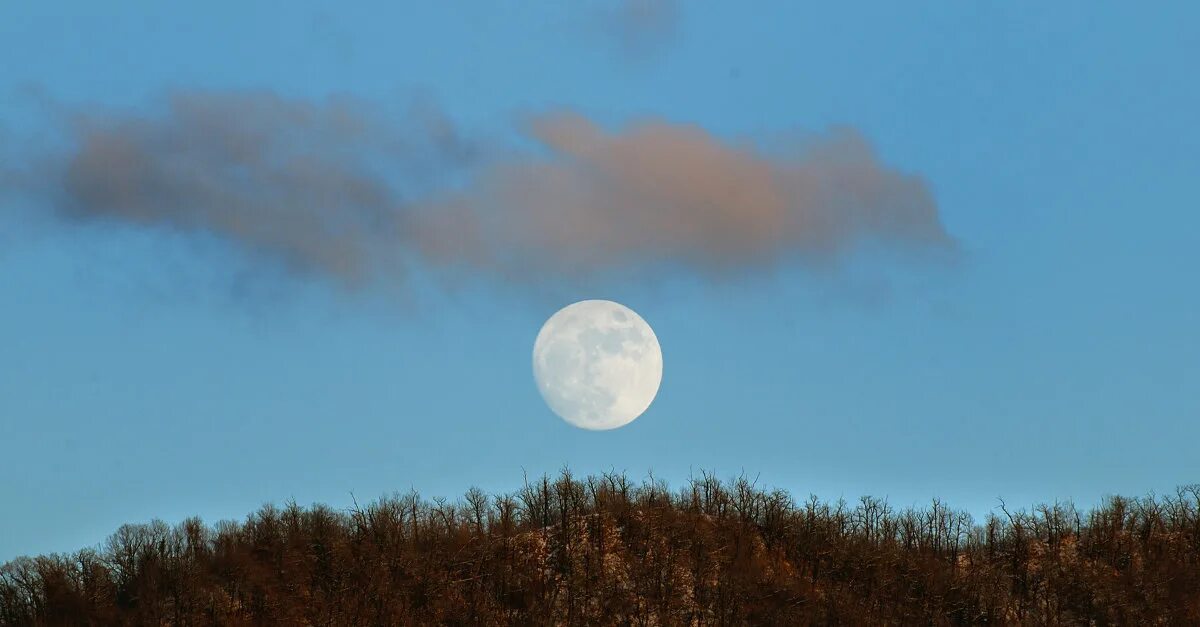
left=532, top=300, right=663, bottom=430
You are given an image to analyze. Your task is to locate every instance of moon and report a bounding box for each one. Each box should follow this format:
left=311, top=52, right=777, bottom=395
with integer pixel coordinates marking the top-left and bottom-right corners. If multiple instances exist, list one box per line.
left=532, top=300, right=663, bottom=430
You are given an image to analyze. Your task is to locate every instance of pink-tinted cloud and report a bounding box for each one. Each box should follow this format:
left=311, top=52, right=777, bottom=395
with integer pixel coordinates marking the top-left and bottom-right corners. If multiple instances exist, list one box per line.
left=416, top=112, right=952, bottom=278
left=15, top=91, right=953, bottom=291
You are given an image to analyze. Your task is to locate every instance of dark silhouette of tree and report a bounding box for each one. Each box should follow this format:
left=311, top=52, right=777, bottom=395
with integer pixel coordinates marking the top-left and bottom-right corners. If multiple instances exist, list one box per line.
left=2, top=472, right=1199, bottom=625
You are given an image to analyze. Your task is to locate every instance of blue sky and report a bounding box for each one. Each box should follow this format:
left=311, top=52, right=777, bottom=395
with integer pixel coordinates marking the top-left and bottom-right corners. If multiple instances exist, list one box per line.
left=1, top=2, right=1198, bottom=562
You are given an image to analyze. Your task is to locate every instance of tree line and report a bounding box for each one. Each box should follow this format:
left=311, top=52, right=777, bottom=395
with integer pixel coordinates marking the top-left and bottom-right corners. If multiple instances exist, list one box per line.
left=3, top=470, right=1199, bottom=625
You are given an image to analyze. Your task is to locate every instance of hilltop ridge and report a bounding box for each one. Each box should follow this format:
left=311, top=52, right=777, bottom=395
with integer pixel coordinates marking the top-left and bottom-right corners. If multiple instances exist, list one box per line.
left=3, top=471, right=1199, bottom=624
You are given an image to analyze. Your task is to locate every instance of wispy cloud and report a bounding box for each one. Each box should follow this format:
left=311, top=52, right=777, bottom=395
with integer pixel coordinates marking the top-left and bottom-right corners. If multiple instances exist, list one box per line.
left=22, top=91, right=478, bottom=287
left=600, top=0, right=681, bottom=60
left=8, top=90, right=954, bottom=292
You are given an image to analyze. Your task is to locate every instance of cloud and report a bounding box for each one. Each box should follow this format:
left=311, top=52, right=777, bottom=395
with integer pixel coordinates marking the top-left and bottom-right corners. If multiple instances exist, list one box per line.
left=416, top=112, right=953, bottom=279
left=30, top=91, right=477, bottom=287
left=601, top=0, right=680, bottom=60
left=12, top=90, right=953, bottom=291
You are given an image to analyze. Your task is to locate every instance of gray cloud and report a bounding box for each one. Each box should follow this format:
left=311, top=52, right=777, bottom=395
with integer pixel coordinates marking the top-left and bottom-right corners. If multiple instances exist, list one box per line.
left=34, top=91, right=476, bottom=287
left=14, top=91, right=953, bottom=291
left=601, top=0, right=680, bottom=60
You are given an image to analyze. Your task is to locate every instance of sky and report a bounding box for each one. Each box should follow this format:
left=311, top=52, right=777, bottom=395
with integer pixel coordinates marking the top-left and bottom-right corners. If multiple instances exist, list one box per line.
left=1, top=1, right=1198, bottom=562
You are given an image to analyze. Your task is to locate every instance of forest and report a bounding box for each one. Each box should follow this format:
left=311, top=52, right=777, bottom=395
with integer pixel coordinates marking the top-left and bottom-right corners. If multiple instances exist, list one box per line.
left=3, top=470, right=1199, bottom=625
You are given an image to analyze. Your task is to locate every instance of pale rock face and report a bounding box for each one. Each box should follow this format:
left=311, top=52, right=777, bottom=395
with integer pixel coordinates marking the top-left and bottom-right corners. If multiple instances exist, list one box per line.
left=533, top=300, right=663, bottom=430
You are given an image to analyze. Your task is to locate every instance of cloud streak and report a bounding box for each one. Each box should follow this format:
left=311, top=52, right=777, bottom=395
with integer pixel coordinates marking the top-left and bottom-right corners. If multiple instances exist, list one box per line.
left=11, top=91, right=953, bottom=291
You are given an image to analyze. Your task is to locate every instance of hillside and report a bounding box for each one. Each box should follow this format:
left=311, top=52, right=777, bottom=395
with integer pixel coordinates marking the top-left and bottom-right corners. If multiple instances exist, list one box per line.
left=3, top=471, right=1199, bottom=625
